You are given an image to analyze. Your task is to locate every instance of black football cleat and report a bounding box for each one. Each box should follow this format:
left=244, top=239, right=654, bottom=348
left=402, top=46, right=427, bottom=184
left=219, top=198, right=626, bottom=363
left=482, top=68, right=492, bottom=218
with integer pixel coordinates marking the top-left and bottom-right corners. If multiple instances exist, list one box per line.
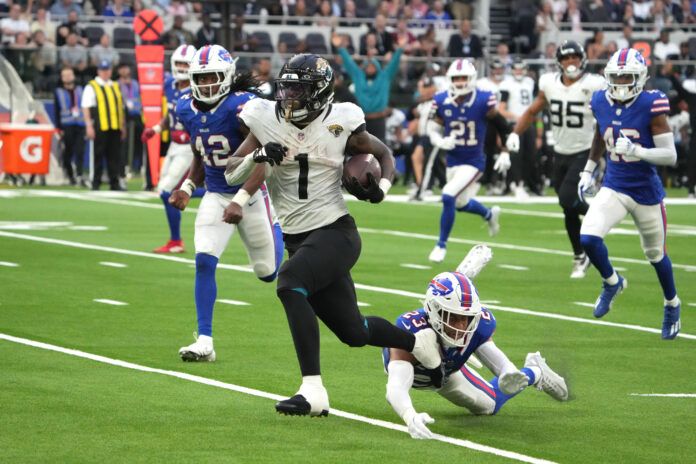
left=275, top=395, right=329, bottom=417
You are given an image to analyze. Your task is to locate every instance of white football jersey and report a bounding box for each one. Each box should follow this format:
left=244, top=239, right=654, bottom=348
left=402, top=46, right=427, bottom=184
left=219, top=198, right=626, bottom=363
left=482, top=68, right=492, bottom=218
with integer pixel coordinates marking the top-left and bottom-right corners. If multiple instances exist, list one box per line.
left=239, top=99, right=365, bottom=234
left=499, top=76, right=535, bottom=120
left=539, top=72, right=606, bottom=155
left=476, top=77, right=504, bottom=100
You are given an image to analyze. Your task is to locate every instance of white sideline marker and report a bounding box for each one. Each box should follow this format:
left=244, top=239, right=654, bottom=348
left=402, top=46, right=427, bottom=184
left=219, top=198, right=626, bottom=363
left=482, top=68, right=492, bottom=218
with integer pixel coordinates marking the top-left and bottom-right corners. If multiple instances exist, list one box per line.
left=689, top=303, right=696, bottom=308
left=0, top=332, right=557, bottom=464
left=481, top=300, right=501, bottom=304
left=69, top=225, right=108, bottom=231
left=573, top=302, right=596, bottom=308
left=357, top=301, right=371, bottom=307
left=94, top=299, right=128, bottom=306
left=217, top=299, right=250, bottom=306
left=99, top=261, right=127, bottom=268
left=0, top=261, right=19, bottom=267
left=400, top=263, right=432, bottom=270
left=498, top=264, right=529, bottom=271
left=630, top=393, right=696, bottom=398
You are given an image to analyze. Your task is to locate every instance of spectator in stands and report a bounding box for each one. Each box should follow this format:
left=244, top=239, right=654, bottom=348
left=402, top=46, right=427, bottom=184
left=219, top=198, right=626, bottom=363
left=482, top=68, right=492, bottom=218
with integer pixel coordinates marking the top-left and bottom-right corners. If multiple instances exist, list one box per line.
left=676, top=41, right=695, bottom=78
left=162, top=15, right=195, bottom=50
left=447, top=19, right=483, bottom=58
left=289, top=0, right=311, bottom=25
left=410, top=0, right=430, bottom=20
left=541, top=41, right=557, bottom=73
left=60, top=32, right=88, bottom=76
left=103, top=0, right=134, bottom=19
left=55, top=66, right=86, bottom=186
left=586, top=30, right=607, bottom=60
left=536, top=1, right=560, bottom=52
left=1, top=4, right=30, bottom=45
left=417, top=25, right=443, bottom=57
left=314, top=0, right=337, bottom=27
left=622, top=3, right=636, bottom=26
left=598, top=40, right=618, bottom=60
left=450, top=0, right=475, bottom=21
left=425, top=1, right=453, bottom=27
left=90, top=33, right=119, bottom=69
left=341, top=0, right=359, bottom=26
left=30, top=8, right=56, bottom=42
left=681, top=0, right=696, bottom=23
left=31, top=29, right=57, bottom=84
left=496, top=43, right=513, bottom=70
left=651, top=0, right=673, bottom=31
left=616, top=23, right=633, bottom=49
left=551, top=0, right=567, bottom=22
left=50, top=0, right=82, bottom=17
left=253, top=57, right=273, bottom=85
left=562, top=0, right=585, bottom=32
left=393, top=17, right=419, bottom=55
left=607, top=0, right=626, bottom=22
left=167, top=0, right=188, bottom=16
left=668, top=73, right=696, bottom=197
left=511, top=0, right=539, bottom=54
left=632, top=0, right=653, bottom=22
left=585, top=0, right=611, bottom=23
left=5, top=32, right=34, bottom=82
left=117, top=63, right=143, bottom=179
left=231, top=14, right=253, bottom=52
left=195, top=13, right=218, bottom=48
left=360, top=14, right=393, bottom=56
left=652, top=60, right=675, bottom=95
left=333, top=33, right=407, bottom=142
left=56, top=10, right=87, bottom=47
left=654, top=28, right=680, bottom=61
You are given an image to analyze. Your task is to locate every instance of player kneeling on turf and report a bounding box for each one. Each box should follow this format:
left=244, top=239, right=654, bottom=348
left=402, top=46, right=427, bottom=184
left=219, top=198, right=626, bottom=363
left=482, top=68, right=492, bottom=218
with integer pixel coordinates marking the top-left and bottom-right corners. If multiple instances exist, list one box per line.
left=383, top=245, right=568, bottom=439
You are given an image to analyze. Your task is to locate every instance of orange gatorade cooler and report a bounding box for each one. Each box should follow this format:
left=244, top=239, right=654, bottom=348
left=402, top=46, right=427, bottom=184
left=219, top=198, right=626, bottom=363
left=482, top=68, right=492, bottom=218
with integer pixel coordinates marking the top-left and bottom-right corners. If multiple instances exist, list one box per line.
left=0, top=123, right=55, bottom=174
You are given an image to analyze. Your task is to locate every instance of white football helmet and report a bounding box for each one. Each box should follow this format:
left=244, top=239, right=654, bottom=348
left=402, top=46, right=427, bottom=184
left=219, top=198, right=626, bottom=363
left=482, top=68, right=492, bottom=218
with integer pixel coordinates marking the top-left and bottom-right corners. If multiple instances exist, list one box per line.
left=424, top=272, right=483, bottom=349
left=446, top=59, right=477, bottom=98
left=170, top=44, right=196, bottom=81
left=189, top=44, right=236, bottom=104
left=604, top=48, right=648, bottom=102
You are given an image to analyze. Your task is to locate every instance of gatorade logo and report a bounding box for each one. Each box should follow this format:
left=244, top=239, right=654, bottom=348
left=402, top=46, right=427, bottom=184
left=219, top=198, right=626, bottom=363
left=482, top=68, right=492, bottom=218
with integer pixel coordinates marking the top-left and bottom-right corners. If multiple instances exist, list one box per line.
left=19, top=136, right=43, bottom=163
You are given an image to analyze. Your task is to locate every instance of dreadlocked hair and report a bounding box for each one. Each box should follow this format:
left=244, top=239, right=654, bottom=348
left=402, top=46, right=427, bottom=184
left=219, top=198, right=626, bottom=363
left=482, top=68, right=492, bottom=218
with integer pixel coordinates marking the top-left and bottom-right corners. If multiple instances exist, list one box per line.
left=230, top=71, right=263, bottom=94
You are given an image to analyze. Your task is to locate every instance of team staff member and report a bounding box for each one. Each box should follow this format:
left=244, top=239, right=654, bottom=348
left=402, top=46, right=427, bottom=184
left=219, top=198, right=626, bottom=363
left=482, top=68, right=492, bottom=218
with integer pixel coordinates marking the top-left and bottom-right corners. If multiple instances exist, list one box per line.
left=54, top=67, right=85, bottom=186
left=81, top=59, right=126, bottom=190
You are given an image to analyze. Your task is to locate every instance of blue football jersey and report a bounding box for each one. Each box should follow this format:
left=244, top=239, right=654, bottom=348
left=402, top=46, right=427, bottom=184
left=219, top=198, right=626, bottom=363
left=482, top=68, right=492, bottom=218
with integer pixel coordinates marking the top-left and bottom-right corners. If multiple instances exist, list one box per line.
left=382, top=307, right=496, bottom=389
left=164, top=75, right=191, bottom=131
left=590, top=89, right=669, bottom=205
left=432, top=89, right=497, bottom=170
left=176, top=91, right=256, bottom=194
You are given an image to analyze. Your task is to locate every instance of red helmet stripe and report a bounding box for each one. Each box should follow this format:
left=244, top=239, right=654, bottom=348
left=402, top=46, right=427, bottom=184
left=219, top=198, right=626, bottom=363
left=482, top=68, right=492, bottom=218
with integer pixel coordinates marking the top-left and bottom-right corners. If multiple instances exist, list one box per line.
left=618, top=48, right=629, bottom=67
left=453, top=272, right=473, bottom=308
left=200, top=45, right=211, bottom=65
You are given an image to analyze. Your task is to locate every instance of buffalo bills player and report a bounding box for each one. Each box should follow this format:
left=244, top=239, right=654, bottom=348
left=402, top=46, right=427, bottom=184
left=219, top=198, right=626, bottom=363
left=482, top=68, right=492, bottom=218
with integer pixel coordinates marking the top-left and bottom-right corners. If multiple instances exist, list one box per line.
left=383, top=245, right=568, bottom=439
left=579, top=48, right=681, bottom=339
left=169, top=44, right=284, bottom=361
left=427, top=59, right=511, bottom=263
left=141, top=44, right=205, bottom=254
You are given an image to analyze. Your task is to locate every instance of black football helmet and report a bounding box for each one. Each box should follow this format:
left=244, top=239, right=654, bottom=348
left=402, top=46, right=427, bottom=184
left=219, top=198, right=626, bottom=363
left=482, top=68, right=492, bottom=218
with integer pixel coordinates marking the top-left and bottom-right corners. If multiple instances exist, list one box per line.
left=555, top=40, right=587, bottom=79
left=275, top=54, right=334, bottom=123
left=511, top=56, right=527, bottom=81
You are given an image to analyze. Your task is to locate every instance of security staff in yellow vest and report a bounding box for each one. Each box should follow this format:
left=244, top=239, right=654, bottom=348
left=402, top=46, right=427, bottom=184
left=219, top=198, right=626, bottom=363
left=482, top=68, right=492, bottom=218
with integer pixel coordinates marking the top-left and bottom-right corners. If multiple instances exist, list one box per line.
left=81, top=59, right=126, bottom=190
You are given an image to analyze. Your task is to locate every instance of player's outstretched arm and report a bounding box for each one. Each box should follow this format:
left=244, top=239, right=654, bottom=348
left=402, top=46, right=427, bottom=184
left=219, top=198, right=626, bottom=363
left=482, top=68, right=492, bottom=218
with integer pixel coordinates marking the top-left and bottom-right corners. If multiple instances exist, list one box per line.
left=507, top=91, right=547, bottom=152
left=170, top=150, right=205, bottom=211
left=615, top=115, right=677, bottom=166
left=345, top=131, right=395, bottom=203
left=386, top=349, right=435, bottom=440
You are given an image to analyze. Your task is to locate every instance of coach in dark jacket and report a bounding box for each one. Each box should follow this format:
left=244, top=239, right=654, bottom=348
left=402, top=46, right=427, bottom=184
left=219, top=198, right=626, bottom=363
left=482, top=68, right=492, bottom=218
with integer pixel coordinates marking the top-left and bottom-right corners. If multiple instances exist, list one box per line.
left=447, top=19, right=483, bottom=59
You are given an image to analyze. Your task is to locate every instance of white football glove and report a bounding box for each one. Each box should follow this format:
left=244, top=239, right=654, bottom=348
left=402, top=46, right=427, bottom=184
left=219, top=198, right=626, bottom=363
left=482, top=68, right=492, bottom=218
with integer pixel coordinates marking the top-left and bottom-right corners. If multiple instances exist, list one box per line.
left=577, top=169, right=595, bottom=203
left=493, top=151, right=511, bottom=174
left=614, top=135, right=641, bottom=162
left=498, top=370, right=529, bottom=395
left=505, top=133, right=520, bottom=152
left=435, top=136, right=457, bottom=151
left=404, top=409, right=435, bottom=439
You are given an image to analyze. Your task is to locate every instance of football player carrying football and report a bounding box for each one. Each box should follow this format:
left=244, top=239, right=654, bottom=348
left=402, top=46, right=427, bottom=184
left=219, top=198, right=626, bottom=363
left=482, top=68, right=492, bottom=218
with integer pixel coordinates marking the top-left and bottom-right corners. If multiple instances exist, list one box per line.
left=383, top=245, right=568, bottom=439
left=579, top=48, right=681, bottom=339
left=169, top=44, right=284, bottom=362
left=223, top=54, right=442, bottom=417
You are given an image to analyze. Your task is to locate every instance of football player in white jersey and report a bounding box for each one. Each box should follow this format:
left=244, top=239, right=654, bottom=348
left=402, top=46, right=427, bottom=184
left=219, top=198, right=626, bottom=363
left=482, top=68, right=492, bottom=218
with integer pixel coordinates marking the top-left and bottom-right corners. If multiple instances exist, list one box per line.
left=222, top=54, right=442, bottom=417
left=505, top=41, right=606, bottom=278
left=498, top=57, right=542, bottom=196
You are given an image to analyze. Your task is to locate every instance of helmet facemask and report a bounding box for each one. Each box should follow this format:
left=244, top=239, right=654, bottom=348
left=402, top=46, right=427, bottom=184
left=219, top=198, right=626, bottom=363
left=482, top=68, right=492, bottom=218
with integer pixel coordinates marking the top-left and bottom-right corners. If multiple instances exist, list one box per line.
left=172, top=61, right=190, bottom=81
left=606, top=71, right=644, bottom=102
left=446, top=59, right=477, bottom=99
left=190, top=70, right=231, bottom=104
left=275, top=75, right=332, bottom=123
left=425, top=298, right=482, bottom=348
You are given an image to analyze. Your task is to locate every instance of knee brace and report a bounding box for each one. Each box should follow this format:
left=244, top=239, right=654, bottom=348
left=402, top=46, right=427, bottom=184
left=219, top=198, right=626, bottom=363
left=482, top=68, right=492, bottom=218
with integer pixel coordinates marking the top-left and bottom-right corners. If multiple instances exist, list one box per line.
left=643, top=245, right=664, bottom=263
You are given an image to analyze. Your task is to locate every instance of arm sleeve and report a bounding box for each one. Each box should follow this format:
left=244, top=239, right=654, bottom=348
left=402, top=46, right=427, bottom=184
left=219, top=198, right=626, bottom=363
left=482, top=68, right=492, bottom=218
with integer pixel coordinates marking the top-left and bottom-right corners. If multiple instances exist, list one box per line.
left=385, top=360, right=417, bottom=422
left=635, top=132, right=678, bottom=166
left=384, top=47, right=404, bottom=79
left=475, top=340, right=518, bottom=377
left=488, top=111, right=511, bottom=142
left=225, top=153, right=257, bottom=186
left=427, top=119, right=446, bottom=147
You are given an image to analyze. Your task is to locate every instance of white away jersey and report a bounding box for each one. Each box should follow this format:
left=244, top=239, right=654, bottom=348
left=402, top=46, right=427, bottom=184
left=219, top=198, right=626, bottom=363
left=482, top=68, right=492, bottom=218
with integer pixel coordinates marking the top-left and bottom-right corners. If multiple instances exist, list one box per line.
left=240, top=99, right=365, bottom=234
left=499, top=76, right=535, bottom=120
left=539, top=72, right=605, bottom=155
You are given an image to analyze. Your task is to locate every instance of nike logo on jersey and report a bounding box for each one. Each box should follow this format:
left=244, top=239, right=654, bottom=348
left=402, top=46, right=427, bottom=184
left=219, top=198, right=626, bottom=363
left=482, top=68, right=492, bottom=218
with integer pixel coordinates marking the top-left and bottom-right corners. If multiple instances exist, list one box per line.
left=248, top=199, right=258, bottom=206
left=401, top=321, right=412, bottom=330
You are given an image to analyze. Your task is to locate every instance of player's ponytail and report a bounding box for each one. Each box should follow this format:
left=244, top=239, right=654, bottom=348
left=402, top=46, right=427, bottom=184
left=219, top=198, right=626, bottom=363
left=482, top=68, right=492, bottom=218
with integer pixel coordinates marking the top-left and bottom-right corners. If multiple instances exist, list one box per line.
left=230, top=71, right=263, bottom=94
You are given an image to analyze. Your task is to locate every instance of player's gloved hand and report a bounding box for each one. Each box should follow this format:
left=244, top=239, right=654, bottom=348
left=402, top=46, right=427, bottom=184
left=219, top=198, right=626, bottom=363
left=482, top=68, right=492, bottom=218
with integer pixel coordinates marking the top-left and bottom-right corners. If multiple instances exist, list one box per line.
left=403, top=409, right=435, bottom=440
left=343, top=172, right=385, bottom=203
left=498, top=370, right=530, bottom=395
left=141, top=127, right=157, bottom=143
left=435, top=135, right=457, bottom=151
left=253, top=142, right=286, bottom=166
left=577, top=169, right=595, bottom=203
left=614, top=134, right=640, bottom=161
left=493, top=151, right=511, bottom=174
left=505, top=132, right=520, bottom=152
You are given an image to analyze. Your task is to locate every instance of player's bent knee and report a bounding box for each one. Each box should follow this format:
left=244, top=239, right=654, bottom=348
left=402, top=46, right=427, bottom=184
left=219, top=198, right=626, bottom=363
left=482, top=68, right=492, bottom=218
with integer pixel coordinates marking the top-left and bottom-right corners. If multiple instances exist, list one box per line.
left=580, top=234, right=602, bottom=252
left=336, top=327, right=369, bottom=348
left=255, top=261, right=278, bottom=282
left=643, top=247, right=664, bottom=263
left=442, top=194, right=456, bottom=208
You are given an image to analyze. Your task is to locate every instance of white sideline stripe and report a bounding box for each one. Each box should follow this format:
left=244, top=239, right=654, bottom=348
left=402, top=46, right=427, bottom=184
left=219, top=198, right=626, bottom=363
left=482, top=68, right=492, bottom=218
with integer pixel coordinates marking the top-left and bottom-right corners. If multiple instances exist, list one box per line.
left=358, top=227, right=696, bottom=272
left=689, top=303, right=696, bottom=307
left=573, top=302, right=596, bottom=308
left=0, top=261, right=19, bottom=267
left=1, top=230, right=694, bottom=341
left=99, top=261, right=127, bottom=268
left=94, top=299, right=128, bottom=306
left=614, top=266, right=627, bottom=272
left=217, top=299, right=250, bottom=306
left=630, top=393, right=696, bottom=398
left=481, top=300, right=501, bottom=304
left=400, top=263, right=432, bottom=270
left=0, top=333, right=556, bottom=464
left=357, top=302, right=371, bottom=307
left=69, top=225, right=108, bottom=231
left=498, top=264, right=529, bottom=271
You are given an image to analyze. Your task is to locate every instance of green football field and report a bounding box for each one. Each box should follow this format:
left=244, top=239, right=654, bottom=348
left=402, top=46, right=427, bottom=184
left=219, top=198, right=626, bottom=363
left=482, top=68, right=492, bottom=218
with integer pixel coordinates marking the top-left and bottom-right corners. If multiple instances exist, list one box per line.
left=1, top=186, right=695, bottom=463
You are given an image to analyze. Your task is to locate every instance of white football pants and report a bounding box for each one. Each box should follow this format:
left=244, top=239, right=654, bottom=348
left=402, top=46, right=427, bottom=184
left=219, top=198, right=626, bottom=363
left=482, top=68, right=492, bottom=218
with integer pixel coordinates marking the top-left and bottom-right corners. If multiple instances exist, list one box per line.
left=443, top=164, right=482, bottom=208
left=157, top=142, right=193, bottom=193
left=437, top=366, right=496, bottom=415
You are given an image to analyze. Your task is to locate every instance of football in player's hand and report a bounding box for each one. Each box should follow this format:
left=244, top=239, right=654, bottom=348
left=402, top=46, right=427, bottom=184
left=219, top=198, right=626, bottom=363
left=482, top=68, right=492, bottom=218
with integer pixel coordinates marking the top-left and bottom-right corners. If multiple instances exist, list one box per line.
left=342, top=154, right=381, bottom=188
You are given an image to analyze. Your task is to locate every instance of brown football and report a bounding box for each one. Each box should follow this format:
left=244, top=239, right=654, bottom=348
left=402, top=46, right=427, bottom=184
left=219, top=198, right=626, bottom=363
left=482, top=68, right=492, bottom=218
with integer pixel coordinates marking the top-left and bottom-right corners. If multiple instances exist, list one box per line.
left=342, top=154, right=381, bottom=188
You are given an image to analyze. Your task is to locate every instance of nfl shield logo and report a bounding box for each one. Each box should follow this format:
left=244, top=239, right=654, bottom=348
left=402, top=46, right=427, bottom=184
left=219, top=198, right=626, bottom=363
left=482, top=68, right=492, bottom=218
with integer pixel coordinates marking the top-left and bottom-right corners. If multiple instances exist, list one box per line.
left=201, top=115, right=207, bottom=123
left=298, top=132, right=305, bottom=141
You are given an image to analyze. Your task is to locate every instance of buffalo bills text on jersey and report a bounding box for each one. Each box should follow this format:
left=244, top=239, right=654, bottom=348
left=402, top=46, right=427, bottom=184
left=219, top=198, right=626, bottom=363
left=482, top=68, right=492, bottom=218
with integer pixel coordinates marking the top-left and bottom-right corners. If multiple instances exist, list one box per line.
left=383, top=258, right=568, bottom=439
left=578, top=48, right=681, bottom=339
left=167, top=44, right=283, bottom=362
left=506, top=41, right=605, bottom=279
left=223, top=54, right=442, bottom=418
left=427, top=59, right=511, bottom=264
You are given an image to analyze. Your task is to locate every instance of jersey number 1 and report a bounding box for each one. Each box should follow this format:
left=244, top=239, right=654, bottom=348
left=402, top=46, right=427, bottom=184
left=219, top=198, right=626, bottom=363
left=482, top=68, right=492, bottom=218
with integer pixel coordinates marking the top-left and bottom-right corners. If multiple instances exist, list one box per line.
left=296, top=153, right=309, bottom=199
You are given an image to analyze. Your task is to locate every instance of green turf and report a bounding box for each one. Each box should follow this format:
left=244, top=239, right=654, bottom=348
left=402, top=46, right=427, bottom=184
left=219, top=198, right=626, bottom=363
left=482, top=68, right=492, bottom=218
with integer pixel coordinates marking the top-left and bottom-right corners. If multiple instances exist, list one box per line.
left=1, top=188, right=695, bottom=463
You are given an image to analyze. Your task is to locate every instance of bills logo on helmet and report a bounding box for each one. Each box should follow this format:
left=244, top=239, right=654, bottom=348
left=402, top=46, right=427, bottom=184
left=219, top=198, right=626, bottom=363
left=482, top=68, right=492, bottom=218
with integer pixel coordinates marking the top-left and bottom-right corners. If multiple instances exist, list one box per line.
left=429, top=276, right=454, bottom=296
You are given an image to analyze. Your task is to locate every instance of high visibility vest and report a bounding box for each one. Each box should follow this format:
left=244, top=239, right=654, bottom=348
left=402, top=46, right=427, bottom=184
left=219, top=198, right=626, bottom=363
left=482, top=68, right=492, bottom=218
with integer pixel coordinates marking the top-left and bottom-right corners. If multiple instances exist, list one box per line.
left=88, top=79, right=124, bottom=131
left=55, top=86, right=85, bottom=126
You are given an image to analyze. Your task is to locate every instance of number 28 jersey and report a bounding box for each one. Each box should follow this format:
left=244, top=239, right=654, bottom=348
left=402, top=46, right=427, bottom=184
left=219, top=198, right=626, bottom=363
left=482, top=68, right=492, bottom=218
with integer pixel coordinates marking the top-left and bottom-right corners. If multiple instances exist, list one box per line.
left=539, top=72, right=605, bottom=155
left=240, top=99, right=366, bottom=234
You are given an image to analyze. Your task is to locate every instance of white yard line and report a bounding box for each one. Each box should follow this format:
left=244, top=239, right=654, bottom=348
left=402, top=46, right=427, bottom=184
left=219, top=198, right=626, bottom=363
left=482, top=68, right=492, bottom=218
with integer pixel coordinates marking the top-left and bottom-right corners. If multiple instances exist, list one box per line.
left=573, top=302, right=596, bottom=308
left=630, top=393, right=696, bottom=398
left=0, top=261, right=19, bottom=267
left=400, top=263, right=432, bottom=270
left=217, top=299, right=251, bottom=306
left=1, top=231, right=694, bottom=340
left=99, top=261, right=127, bottom=268
left=0, top=332, right=557, bottom=464
left=498, top=264, right=529, bottom=271
left=94, top=299, right=128, bottom=306
left=357, top=302, right=371, bottom=307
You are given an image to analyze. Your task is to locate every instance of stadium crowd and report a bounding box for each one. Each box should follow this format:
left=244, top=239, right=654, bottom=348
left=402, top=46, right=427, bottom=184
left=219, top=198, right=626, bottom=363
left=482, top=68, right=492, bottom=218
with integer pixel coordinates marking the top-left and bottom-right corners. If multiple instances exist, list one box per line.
left=0, top=0, right=694, bottom=196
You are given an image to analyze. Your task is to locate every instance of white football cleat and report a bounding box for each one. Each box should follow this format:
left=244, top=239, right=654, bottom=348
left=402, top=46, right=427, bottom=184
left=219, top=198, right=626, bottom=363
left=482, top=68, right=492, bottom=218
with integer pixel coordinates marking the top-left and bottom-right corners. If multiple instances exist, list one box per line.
left=428, top=245, right=447, bottom=263
left=487, top=206, right=501, bottom=237
left=498, top=370, right=529, bottom=395
left=411, top=328, right=442, bottom=369
left=276, top=383, right=330, bottom=417
left=456, top=244, right=493, bottom=279
left=570, top=253, right=591, bottom=279
left=179, top=334, right=216, bottom=362
left=525, top=351, right=568, bottom=401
